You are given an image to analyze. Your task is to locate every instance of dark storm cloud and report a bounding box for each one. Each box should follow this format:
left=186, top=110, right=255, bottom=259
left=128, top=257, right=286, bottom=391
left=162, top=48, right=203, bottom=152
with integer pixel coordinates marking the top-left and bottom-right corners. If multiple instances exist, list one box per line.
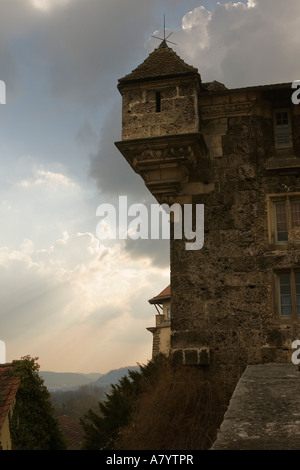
left=124, top=237, right=170, bottom=268
left=89, top=101, right=149, bottom=198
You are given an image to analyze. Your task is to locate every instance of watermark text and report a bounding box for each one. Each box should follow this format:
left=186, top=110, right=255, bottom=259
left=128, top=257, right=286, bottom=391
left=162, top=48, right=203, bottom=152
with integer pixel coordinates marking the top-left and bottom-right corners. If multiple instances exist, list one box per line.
left=96, top=196, right=204, bottom=251
left=0, top=80, right=6, bottom=104
left=291, top=339, right=300, bottom=364
left=0, top=340, right=6, bottom=364
left=292, top=80, right=300, bottom=105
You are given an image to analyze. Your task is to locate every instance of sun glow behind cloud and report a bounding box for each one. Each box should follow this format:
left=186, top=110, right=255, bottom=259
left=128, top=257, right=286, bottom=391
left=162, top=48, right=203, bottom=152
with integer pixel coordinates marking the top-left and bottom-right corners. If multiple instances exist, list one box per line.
left=0, top=153, right=170, bottom=371
left=1, top=230, right=169, bottom=372
left=30, top=0, right=71, bottom=12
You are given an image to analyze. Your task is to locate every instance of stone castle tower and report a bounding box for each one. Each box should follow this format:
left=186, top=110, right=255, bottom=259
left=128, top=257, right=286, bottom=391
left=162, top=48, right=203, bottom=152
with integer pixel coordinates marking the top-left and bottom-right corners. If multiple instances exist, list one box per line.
left=115, top=40, right=300, bottom=395
left=115, top=40, right=208, bottom=206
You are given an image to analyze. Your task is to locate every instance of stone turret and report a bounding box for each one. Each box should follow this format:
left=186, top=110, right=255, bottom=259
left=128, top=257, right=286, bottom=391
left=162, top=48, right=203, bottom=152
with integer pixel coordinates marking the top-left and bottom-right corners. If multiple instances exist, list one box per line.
left=115, top=41, right=208, bottom=204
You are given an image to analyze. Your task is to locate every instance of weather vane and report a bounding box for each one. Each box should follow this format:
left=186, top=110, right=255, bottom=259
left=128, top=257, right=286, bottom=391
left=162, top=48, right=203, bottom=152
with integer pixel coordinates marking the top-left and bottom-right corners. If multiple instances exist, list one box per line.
left=152, top=14, right=177, bottom=45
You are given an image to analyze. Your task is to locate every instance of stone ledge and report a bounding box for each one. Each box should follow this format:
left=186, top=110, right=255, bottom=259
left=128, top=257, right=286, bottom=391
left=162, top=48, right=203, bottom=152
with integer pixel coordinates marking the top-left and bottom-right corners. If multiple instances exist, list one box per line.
left=211, top=363, right=300, bottom=450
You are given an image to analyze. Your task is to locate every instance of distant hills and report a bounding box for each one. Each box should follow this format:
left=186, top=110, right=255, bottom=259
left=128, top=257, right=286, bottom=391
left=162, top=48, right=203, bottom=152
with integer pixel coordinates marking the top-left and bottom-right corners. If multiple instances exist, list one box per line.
left=40, top=366, right=140, bottom=391
left=92, top=366, right=139, bottom=388
left=39, top=371, right=102, bottom=391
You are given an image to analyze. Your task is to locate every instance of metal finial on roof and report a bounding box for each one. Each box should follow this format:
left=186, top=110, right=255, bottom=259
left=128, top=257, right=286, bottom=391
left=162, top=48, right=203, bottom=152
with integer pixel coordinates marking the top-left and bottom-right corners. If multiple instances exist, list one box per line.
left=152, top=14, right=177, bottom=46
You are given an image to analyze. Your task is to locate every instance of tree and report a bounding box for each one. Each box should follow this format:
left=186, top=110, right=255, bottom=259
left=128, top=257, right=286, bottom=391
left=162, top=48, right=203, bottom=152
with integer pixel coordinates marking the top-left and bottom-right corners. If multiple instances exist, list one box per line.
left=9, top=355, right=66, bottom=450
left=80, top=354, right=168, bottom=450
left=80, top=354, right=227, bottom=451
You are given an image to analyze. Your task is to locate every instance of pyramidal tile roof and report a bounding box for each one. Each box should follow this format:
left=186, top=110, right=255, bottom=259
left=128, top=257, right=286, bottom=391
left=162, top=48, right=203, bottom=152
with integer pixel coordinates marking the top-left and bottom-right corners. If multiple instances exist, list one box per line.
left=58, top=415, right=85, bottom=450
left=148, top=284, right=171, bottom=304
left=118, top=40, right=200, bottom=86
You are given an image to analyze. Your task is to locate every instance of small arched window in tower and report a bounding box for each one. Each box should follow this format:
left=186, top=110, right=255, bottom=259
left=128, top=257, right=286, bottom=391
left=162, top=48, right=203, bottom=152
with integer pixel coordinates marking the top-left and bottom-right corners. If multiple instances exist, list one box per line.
left=156, top=91, right=161, bottom=113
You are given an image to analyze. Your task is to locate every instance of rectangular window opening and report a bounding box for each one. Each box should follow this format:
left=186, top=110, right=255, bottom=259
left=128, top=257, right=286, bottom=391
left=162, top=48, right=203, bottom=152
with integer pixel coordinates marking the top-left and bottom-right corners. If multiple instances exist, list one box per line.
left=270, top=194, right=300, bottom=245
left=274, top=202, right=288, bottom=242
left=156, top=91, right=161, bottom=113
left=278, top=274, right=292, bottom=316
left=275, top=269, right=300, bottom=320
left=274, top=109, right=293, bottom=149
left=291, top=201, right=300, bottom=227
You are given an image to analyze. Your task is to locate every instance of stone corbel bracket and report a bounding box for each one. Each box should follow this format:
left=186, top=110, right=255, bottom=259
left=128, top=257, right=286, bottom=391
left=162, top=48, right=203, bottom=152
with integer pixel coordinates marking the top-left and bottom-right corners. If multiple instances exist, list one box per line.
left=115, top=133, right=208, bottom=204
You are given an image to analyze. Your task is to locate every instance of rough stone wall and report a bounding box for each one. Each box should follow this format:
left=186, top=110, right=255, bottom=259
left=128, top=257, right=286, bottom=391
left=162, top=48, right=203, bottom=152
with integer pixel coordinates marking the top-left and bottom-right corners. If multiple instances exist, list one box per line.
left=170, top=87, right=300, bottom=397
left=151, top=329, right=161, bottom=357
left=151, top=324, right=171, bottom=357
left=149, top=312, right=171, bottom=358
left=121, top=77, right=200, bottom=140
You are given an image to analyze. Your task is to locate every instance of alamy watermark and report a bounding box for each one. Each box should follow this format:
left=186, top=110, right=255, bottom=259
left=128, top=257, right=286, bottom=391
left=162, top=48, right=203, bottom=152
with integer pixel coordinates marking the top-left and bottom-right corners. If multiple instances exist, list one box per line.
left=290, top=84, right=300, bottom=365
left=292, top=80, right=300, bottom=105
left=0, top=340, right=6, bottom=364
left=0, top=84, right=7, bottom=364
left=96, top=196, right=204, bottom=250
left=291, top=340, right=300, bottom=364
left=0, top=80, right=6, bottom=104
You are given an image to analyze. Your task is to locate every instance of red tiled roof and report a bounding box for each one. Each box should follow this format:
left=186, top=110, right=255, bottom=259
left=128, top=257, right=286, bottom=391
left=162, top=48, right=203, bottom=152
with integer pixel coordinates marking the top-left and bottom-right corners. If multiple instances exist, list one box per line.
left=148, top=285, right=171, bottom=304
left=58, top=415, right=85, bottom=450
left=0, top=364, right=20, bottom=431
left=118, top=40, right=199, bottom=86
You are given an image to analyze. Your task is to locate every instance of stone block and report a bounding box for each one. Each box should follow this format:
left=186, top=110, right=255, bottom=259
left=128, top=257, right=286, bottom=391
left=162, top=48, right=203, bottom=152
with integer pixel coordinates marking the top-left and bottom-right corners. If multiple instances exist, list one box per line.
left=171, top=348, right=210, bottom=366
left=184, top=349, right=199, bottom=365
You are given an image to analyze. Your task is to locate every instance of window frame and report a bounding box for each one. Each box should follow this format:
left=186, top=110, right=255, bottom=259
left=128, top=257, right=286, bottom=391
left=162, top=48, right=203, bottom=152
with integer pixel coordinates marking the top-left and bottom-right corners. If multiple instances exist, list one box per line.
left=273, top=108, right=293, bottom=149
left=166, top=307, right=171, bottom=319
left=273, top=268, right=300, bottom=322
left=267, top=193, right=300, bottom=247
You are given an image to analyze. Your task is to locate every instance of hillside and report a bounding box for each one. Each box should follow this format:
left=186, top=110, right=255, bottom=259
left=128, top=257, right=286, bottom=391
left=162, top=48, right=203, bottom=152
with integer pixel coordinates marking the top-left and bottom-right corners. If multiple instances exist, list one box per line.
left=40, top=371, right=102, bottom=391
left=93, top=366, right=139, bottom=388
left=48, top=366, right=141, bottom=420
left=40, top=366, right=140, bottom=391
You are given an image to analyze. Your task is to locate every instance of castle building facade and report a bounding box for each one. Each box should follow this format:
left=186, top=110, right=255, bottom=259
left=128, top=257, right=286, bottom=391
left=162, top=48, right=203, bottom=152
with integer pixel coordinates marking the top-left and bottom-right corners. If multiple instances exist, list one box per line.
left=115, top=40, right=300, bottom=393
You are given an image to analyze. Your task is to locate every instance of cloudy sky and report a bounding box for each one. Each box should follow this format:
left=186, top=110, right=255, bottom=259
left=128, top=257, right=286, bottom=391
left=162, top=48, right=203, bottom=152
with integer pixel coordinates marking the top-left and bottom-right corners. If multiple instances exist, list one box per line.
left=0, top=0, right=299, bottom=374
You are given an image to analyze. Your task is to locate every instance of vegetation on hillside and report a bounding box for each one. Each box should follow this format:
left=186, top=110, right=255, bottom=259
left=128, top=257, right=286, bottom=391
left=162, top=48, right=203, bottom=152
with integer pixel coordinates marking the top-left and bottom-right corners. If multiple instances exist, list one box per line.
left=51, top=384, right=108, bottom=420
left=80, top=354, right=227, bottom=450
left=80, top=355, right=164, bottom=450
left=10, top=355, right=66, bottom=450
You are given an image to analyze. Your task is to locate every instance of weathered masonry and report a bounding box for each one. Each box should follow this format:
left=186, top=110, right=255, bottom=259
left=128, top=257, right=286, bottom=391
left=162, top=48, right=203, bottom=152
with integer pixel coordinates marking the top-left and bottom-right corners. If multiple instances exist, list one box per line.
left=115, top=40, right=300, bottom=394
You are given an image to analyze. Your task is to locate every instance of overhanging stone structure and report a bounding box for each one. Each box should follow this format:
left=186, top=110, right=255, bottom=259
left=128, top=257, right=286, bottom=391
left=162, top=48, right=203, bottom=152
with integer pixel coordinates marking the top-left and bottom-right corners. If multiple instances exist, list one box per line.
left=115, top=133, right=207, bottom=204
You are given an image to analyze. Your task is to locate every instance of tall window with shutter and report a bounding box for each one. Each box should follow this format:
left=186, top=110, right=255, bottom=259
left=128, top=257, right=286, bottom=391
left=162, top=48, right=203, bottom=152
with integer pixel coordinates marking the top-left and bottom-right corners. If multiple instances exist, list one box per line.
left=275, top=270, right=300, bottom=320
left=274, top=109, right=293, bottom=149
left=268, top=194, right=300, bottom=245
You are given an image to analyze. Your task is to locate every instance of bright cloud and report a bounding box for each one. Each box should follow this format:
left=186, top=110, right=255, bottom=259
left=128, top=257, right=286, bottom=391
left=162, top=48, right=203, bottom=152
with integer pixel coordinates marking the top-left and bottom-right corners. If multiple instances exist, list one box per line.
left=171, top=0, right=300, bottom=88
left=30, top=0, right=72, bottom=12
left=18, top=169, right=77, bottom=189
left=0, top=164, right=87, bottom=249
left=181, top=6, right=211, bottom=49
left=1, top=231, right=169, bottom=372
